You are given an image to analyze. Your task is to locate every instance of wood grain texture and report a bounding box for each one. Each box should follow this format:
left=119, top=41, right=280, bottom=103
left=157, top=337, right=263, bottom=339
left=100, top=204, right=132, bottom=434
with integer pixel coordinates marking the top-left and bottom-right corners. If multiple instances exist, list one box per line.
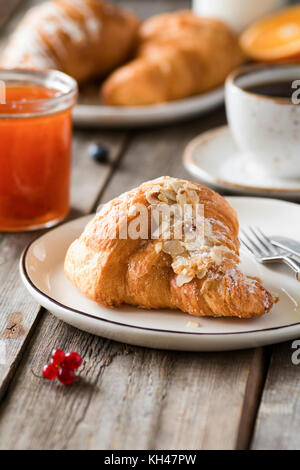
left=0, top=0, right=35, bottom=49
left=0, top=0, right=48, bottom=398
left=113, top=0, right=191, bottom=19
left=0, top=308, right=254, bottom=450
left=236, top=347, right=270, bottom=450
left=0, top=0, right=272, bottom=451
left=99, top=111, right=226, bottom=205
left=0, top=109, right=264, bottom=450
left=252, top=341, right=300, bottom=450
left=0, top=0, right=191, bottom=47
left=0, top=129, right=127, bottom=400
left=0, top=0, right=25, bottom=30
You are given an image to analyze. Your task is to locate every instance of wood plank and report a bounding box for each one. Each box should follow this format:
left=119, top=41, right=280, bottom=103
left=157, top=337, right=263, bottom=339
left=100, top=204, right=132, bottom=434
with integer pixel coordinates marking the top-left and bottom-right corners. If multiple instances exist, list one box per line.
left=0, top=0, right=265, bottom=451
left=113, top=0, right=191, bottom=19
left=0, top=0, right=192, bottom=50
left=0, top=0, right=128, bottom=403
left=0, top=0, right=191, bottom=46
left=0, top=109, right=264, bottom=450
left=251, top=341, right=300, bottom=450
left=0, top=129, right=127, bottom=400
left=99, top=112, right=226, bottom=204
left=0, top=0, right=25, bottom=30
left=0, top=310, right=254, bottom=450
left=0, top=0, right=37, bottom=49
left=236, top=347, right=270, bottom=449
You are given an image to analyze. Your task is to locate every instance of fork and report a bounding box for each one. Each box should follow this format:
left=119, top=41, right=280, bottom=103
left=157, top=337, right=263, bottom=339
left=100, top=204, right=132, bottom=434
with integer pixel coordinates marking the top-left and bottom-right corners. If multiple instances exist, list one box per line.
left=239, top=226, right=300, bottom=282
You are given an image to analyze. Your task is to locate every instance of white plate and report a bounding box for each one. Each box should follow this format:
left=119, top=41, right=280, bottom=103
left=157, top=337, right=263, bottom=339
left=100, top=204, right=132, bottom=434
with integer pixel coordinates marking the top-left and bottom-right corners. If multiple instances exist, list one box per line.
left=73, top=87, right=224, bottom=128
left=20, top=197, right=300, bottom=351
left=183, top=126, right=300, bottom=199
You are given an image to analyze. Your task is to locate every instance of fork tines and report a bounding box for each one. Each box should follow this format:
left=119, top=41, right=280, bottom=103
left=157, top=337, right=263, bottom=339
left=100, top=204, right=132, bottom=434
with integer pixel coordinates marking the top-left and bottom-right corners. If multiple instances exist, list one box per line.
left=239, top=226, right=280, bottom=258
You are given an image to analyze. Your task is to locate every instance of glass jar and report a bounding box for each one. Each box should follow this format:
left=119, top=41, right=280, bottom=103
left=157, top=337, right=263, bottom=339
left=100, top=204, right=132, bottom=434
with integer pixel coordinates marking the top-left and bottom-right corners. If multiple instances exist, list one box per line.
left=0, top=69, right=78, bottom=231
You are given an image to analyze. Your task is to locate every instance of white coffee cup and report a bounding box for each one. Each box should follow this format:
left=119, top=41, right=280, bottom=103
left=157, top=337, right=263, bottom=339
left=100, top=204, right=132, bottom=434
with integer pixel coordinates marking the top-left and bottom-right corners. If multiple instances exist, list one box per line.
left=192, top=0, right=287, bottom=32
left=225, top=64, right=300, bottom=179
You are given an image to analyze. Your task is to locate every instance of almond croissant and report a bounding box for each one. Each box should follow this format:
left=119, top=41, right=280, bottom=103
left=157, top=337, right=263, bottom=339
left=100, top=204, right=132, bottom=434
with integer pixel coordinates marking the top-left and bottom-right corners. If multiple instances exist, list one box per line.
left=101, top=11, right=244, bottom=105
left=64, top=177, right=273, bottom=319
left=0, top=0, right=140, bottom=83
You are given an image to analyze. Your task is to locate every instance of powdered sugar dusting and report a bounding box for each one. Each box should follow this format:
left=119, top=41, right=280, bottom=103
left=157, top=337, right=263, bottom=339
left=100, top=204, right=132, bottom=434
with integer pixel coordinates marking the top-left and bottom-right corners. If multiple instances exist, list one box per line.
left=226, top=266, right=271, bottom=308
left=144, top=177, right=238, bottom=286
left=64, top=0, right=102, bottom=39
left=1, top=0, right=101, bottom=68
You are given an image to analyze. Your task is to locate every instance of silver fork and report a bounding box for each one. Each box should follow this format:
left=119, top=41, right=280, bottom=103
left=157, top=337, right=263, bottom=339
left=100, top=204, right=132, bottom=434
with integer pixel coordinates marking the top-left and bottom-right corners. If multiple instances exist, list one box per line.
left=239, top=226, right=300, bottom=281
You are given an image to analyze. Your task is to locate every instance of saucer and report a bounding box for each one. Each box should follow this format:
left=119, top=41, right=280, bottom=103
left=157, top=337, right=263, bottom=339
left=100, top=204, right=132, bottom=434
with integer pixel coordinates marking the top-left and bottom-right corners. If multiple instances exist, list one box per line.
left=183, top=125, right=300, bottom=199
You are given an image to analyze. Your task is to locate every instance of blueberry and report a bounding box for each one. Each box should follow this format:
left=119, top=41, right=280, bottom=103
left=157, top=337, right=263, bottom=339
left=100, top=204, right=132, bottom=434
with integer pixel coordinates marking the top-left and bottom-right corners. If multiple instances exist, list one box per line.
left=89, top=143, right=109, bottom=164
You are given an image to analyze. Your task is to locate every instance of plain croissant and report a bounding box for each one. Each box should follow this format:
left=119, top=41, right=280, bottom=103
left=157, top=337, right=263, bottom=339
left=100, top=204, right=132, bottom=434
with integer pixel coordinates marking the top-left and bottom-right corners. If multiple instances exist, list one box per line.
left=0, top=0, right=140, bottom=83
left=101, top=11, right=244, bottom=106
left=64, top=177, right=273, bottom=319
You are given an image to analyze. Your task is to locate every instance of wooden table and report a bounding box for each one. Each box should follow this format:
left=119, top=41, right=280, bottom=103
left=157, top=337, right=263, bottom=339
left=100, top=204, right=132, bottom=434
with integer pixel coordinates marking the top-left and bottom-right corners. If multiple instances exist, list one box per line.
left=0, top=0, right=299, bottom=451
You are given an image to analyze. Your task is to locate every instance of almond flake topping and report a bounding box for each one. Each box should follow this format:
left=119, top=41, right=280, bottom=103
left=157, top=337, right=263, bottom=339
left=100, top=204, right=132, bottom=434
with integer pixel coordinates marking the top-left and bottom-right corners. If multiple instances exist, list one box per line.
left=146, top=177, right=235, bottom=286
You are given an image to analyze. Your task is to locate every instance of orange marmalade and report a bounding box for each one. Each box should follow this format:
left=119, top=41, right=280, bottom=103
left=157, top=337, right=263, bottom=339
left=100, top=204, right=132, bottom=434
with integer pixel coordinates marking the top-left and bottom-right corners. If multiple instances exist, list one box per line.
left=0, top=70, right=77, bottom=231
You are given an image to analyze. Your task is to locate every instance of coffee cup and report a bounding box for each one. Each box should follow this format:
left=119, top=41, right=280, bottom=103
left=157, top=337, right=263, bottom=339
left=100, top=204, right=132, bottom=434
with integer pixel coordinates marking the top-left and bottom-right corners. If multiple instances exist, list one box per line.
left=225, top=64, right=300, bottom=179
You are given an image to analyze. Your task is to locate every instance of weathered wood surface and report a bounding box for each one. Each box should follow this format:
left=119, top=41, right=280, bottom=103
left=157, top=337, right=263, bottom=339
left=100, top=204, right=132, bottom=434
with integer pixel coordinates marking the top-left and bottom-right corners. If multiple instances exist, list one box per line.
left=0, top=108, right=263, bottom=450
left=252, top=342, right=300, bottom=450
left=0, top=321, right=255, bottom=450
left=0, top=0, right=129, bottom=396
left=0, top=0, right=264, bottom=451
left=114, top=0, right=191, bottom=18
left=0, top=0, right=24, bottom=29
left=0, top=128, right=127, bottom=399
left=0, top=0, right=128, bottom=406
left=0, top=0, right=297, bottom=451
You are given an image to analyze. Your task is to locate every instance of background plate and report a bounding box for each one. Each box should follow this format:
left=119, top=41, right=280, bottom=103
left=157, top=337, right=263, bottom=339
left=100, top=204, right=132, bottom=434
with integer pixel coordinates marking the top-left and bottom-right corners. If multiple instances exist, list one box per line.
left=73, top=86, right=224, bottom=128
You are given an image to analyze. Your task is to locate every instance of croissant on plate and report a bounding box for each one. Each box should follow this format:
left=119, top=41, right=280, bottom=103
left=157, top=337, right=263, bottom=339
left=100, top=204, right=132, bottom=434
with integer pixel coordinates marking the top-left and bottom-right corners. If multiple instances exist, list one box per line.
left=0, top=0, right=140, bottom=83
left=101, top=11, right=244, bottom=106
left=64, top=176, right=273, bottom=318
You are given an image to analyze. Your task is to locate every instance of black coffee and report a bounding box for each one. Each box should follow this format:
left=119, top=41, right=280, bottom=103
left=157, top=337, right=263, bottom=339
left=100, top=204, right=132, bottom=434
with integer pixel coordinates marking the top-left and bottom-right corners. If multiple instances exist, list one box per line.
left=244, top=81, right=294, bottom=99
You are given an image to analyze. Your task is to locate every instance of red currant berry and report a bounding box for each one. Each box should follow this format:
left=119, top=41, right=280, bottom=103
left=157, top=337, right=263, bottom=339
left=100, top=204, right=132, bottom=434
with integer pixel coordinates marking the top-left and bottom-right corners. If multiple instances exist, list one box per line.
left=43, top=363, right=58, bottom=380
left=63, top=352, right=82, bottom=370
left=51, top=349, right=65, bottom=365
left=58, top=366, right=76, bottom=386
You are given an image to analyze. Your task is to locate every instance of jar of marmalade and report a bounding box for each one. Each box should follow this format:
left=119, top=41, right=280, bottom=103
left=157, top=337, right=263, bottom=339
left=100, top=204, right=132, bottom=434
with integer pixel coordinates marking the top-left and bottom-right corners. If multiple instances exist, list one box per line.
left=0, top=69, right=78, bottom=231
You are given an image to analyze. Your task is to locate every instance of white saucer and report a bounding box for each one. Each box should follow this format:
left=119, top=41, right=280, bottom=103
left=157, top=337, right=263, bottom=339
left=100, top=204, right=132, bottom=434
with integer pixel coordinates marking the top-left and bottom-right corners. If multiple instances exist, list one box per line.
left=183, top=126, right=300, bottom=199
left=20, top=197, right=300, bottom=351
left=73, top=87, right=224, bottom=128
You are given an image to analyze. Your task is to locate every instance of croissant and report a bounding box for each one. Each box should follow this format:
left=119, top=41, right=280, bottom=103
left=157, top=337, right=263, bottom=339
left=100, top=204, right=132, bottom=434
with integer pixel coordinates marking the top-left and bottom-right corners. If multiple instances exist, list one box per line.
left=101, top=11, right=244, bottom=106
left=0, top=0, right=140, bottom=83
left=65, top=177, right=273, bottom=319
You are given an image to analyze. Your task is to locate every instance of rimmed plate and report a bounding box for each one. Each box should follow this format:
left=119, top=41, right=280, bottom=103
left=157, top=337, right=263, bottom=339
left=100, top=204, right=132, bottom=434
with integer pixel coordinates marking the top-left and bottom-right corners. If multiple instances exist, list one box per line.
left=73, top=87, right=224, bottom=128
left=183, top=126, right=300, bottom=199
left=20, top=197, right=300, bottom=351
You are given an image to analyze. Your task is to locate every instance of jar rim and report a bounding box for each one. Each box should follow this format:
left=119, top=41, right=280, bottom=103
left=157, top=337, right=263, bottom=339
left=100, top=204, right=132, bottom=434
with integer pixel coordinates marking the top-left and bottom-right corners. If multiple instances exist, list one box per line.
left=0, top=68, right=78, bottom=117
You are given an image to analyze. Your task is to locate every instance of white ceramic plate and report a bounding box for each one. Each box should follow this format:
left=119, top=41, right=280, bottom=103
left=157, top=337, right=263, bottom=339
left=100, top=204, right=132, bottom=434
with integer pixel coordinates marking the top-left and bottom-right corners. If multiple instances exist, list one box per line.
left=20, top=197, right=300, bottom=351
left=183, top=126, right=300, bottom=199
left=73, top=87, right=224, bottom=128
